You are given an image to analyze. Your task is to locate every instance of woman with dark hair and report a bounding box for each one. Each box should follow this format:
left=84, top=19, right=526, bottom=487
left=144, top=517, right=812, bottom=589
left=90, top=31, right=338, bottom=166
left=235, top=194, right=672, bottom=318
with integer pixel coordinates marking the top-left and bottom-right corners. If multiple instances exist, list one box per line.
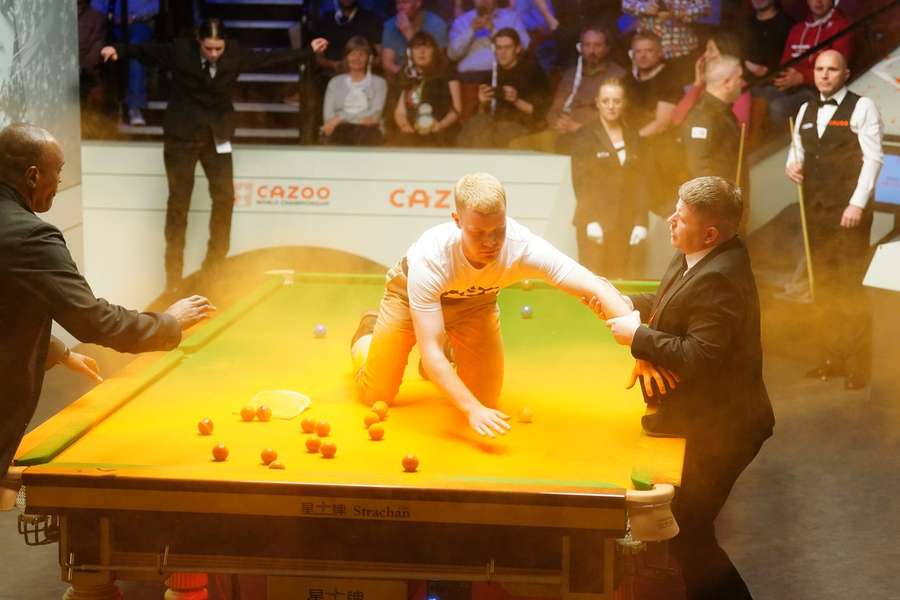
left=321, top=36, right=387, bottom=145
left=392, top=30, right=461, bottom=147
left=100, top=19, right=327, bottom=294
left=672, top=30, right=751, bottom=126
left=570, top=78, right=648, bottom=278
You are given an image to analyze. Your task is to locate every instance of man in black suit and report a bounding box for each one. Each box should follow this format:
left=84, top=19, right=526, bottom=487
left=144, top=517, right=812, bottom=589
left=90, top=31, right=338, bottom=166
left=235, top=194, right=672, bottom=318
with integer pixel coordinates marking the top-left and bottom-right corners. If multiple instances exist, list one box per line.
left=100, top=20, right=328, bottom=294
left=0, top=123, right=215, bottom=480
left=597, top=176, right=775, bottom=599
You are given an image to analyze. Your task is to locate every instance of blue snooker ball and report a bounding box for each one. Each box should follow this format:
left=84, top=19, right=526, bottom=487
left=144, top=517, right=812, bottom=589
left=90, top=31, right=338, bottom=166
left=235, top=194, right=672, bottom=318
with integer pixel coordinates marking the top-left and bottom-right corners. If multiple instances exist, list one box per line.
left=520, top=305, right=533, bottom=319
left=313, top=324, right=327, bottom=338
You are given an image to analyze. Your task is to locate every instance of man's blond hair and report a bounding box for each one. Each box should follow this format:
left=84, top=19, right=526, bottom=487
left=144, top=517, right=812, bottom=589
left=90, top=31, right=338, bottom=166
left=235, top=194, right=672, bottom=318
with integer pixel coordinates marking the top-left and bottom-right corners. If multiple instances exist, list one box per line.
left=454, top=172, right=507, bottom=213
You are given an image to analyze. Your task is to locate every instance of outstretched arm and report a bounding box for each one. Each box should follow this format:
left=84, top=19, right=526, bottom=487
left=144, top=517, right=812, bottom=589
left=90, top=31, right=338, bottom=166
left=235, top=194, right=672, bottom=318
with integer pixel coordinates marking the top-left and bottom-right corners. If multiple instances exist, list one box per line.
left=556, top=264, right=633, bottom=319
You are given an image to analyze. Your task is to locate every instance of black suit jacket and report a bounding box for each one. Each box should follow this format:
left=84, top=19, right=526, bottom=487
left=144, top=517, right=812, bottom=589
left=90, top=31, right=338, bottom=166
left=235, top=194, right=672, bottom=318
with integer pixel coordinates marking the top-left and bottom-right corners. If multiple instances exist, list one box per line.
left=116, top=38, right=314, bottom=141
left=570, top=120, right=649, bottom=230
left=0, top=184, right=181, bottom=477
left=629, top=236, right=774, bottom=444
left=680, top=92, right=740, bottom=183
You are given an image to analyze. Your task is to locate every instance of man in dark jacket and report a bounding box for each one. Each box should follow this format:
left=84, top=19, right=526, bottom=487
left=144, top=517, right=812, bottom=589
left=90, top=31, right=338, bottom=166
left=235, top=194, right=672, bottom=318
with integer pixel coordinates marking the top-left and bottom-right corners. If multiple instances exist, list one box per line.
left=100, top=19, right=328, bottom=293
left=681, top=56, right=745, bottom=183
left=598, top=176, right=775, bottom=599
left=0, top=123, right=215, bottom=479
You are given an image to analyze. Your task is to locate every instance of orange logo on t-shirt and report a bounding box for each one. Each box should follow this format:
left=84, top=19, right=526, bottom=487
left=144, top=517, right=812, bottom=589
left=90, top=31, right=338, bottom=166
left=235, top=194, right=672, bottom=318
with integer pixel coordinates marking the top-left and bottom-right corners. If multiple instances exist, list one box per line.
left=829, top=119, right=850, bottom=127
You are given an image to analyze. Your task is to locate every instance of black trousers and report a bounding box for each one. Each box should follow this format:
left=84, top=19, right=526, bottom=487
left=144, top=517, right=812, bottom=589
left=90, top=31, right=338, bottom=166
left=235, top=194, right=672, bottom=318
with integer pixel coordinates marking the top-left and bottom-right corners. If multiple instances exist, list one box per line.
left=574, top=221, right=633, bottom=280
left=162, top=135, right=235, bottom=286
left=805, top=202, right=873, bottom=377
left=671, top=435, right=766, bottom=600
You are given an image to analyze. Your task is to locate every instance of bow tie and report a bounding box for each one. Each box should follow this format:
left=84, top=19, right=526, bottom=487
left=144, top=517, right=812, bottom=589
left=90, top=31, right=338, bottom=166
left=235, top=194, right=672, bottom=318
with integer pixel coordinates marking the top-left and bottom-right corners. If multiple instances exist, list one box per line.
left=818, top=97, right=839, bottom=108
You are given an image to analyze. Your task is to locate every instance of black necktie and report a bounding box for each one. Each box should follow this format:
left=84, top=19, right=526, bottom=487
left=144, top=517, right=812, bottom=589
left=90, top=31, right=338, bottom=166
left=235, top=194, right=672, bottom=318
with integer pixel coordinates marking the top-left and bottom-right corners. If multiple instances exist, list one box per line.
left=203, top=60, right=215, bottom=79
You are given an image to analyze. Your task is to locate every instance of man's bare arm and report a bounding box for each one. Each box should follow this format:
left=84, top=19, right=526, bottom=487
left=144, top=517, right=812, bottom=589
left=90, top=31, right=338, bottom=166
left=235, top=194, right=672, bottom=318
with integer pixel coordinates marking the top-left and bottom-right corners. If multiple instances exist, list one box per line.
left=555, top=264, right=632, bottom=318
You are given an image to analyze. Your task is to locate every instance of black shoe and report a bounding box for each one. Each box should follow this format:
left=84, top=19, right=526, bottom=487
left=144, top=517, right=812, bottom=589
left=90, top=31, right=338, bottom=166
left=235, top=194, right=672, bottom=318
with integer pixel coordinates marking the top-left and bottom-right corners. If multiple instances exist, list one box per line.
left=844, top=372, right=868, bottom=391
left=641, top=409, right=685, bottom=438
left=350, top=311, right=378, bottom=348
left=806, top=359, right=846, bottom=381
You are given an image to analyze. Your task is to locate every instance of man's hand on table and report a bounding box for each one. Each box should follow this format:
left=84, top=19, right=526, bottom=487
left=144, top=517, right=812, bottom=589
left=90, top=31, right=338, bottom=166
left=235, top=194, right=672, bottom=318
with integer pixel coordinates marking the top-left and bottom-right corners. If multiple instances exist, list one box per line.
left=467, top=403, right=511, bottom=438
left=627, top=359, right=680, bottom=396
left=165, top=295, right=216, bottom=329
left=63, top=350, right=103, bottom=383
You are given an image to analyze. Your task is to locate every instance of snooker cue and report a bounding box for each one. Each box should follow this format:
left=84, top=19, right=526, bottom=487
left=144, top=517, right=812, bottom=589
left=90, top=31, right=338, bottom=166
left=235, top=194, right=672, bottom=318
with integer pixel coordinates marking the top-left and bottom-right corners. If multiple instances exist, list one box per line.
left=788, top=116, right=816, bottom=302
left=735, top=122, right=747, bottom=185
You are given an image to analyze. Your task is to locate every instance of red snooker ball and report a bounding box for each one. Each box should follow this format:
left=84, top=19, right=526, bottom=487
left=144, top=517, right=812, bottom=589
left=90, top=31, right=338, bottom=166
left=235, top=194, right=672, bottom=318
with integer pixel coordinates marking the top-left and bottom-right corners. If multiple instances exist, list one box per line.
left=320, top=441, right=337, bottom=459
left=260, top=448, right=278, bottom=465
left=315, top=420, right=331, bottom=437
left=301, top=416, right=316, bottom=433
left=371, top=401, right=389, bottom=419
left=197, top=418, right=214, bottom=435
left=363, top=412, right=380, bottom=428
left=212, top=443, right=229, bottom=462
left=402, top=454, right=419, bottom=472
left=256, top=405, right=273, bottom=422
left=305, top=437, right=322, bottom=453
left=368, top=423, right=385, bottom=441
left=240, top=405, right=256, bottom=422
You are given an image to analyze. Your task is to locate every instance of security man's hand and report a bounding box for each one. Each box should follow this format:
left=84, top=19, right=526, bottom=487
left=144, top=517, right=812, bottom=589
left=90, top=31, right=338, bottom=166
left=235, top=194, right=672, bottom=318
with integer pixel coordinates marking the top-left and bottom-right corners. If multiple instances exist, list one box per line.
left=63, top=351, right=104, bottom=384
left=627, top=359, right=680, bottom=396
left=165, top=295, right=216, bottom=329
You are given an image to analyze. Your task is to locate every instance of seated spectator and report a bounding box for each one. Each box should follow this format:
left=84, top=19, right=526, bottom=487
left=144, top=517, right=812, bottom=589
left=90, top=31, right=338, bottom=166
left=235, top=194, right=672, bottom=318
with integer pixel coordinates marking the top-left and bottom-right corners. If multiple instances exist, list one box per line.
left=321, top=37, right=388, bottom=145
left=622, top=0, right=712, bottom=84
left=553, top=0, right=621, bottom=67
left=680, top=55, right=746, bottom=183
left=672, top=31, right=751, bottom=127
left=313, top=0, right=384, bottom=78
left=744, top=0, right=795, bottom=80
left=544, top=24, right=625, bottom=153
left=393, top=31, right=462, bottom=146
left=458, top=28, right=549, bottom=148
left=570, top=78, right=648, bottom=278
left=448, top=0, right=529, bottom=81
left=757, top=0, right=853, bottom=128
left=511, top=0, right=558, bottom=72
left=78, top=0, right=107, bottom=99
left=92, top=0, right=158, bottom=126
left=625, top=32, right=682, bottom=213
left=382, top=0, right=449, bottom=78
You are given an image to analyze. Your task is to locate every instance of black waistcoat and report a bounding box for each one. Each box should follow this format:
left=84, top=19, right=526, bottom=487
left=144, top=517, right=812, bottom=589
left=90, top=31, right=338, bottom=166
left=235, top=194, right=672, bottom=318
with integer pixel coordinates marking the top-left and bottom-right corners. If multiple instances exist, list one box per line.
left=800, top=91, right=863, bottom=209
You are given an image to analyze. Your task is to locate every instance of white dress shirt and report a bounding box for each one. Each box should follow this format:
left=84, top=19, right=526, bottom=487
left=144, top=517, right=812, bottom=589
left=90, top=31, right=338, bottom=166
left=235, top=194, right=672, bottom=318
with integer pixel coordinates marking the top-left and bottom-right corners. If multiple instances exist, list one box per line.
left=685, top=246, right=714, bottom=272
left=787, top=86, right=884, bottom=209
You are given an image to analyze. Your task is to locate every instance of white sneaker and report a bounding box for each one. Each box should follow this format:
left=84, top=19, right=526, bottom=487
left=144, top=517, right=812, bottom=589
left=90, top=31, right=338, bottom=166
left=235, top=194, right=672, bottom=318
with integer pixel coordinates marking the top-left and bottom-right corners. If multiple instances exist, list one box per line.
left=128, top=108, right=146, bottom=126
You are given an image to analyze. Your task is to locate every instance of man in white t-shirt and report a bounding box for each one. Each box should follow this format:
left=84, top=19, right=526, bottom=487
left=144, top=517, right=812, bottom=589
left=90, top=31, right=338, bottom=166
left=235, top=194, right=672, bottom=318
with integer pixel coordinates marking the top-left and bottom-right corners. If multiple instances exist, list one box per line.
left=351, top=172, right=635, bottom=437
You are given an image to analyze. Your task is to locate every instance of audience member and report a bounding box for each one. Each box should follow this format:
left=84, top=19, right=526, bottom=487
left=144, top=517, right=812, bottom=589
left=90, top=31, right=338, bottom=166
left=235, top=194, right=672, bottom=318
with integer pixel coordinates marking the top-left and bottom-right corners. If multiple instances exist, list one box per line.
left=448, top=0, right=529, bottom=81
left=744, top=0, right=795, bottom=80
left=622, top=0, right=712, bottom=82
left=512, top=0, right=558, bottom=72
left=673, top=31, right=751, bottom=127
left=78, top=0, right=107, bottom=88
left=553, top=0, right=622, bottom=67
left=681, top=56, right=746, bottom=183
left=393, top=31, right=462, bottom=146
left=570, top=79, right=648, bottom=278
left=313, top=0, right=384, bottom=78
left=458, top=28, right=549, bottom=148
left=760, top=0, right=853, bottom=128
left=322, top=37, right=388, bottom=145
left=92, top=0, right=159, bottom=126
left=545, top=24, right=626, bottom=153
left=382, top=0, right=448, bottom=77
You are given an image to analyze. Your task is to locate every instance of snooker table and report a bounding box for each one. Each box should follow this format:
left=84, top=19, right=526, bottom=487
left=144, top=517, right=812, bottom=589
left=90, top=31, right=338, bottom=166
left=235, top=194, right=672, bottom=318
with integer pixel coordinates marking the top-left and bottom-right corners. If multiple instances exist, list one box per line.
left=9, top=273, right=684, bottom=599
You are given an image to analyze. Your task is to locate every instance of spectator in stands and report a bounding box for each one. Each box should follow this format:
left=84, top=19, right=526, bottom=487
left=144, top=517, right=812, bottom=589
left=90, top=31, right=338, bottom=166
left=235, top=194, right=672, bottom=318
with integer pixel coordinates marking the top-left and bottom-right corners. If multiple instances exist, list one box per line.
left=382, top=0, right=448, bottom=78
left=448, top=0, right=529, bottom=81
left=626, top=32, right=682, bottom=213
left=78, top=0, right=107, bottom=99
left=553, top=1, right=622, bottom=67
left=744, top=0, right=795, bottom=80
left=545, top=24, right=626, bottom=153
left=622, top=0, right=712, bottom=83
left=458, top=28, right=548, bottom=148
left=322, top=37, right=388, bottom=145
left=512, top=0, right=558, bottom=72
left=92, top=0, right=159, bottom=126
left=101, top=19, right=328, bottom=294
left=672, top=31, right=751, bottom=127
left=313, top=0, right=384, bottom=78
left=681, top=56, right=746, bottom=183
left=761, top=0, right=853, bottom=128
left=570, top=79, right=648, bottom=278
left=393, top=31, right=462, bottom=146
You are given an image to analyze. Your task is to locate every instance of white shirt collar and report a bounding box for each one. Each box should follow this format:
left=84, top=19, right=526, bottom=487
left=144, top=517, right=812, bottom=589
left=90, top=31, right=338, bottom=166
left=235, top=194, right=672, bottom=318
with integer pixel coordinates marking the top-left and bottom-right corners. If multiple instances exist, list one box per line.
left=820, top=86, right=848, bottom=104
left=685, top=246, right=715, bottom=271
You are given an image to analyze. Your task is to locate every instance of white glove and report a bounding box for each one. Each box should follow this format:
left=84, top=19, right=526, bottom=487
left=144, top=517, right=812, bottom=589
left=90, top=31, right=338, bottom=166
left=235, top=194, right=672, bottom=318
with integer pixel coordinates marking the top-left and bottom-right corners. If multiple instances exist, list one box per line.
left=629, top=225, right=648, bottom=246
left=586, top=221, right=604, bottom=245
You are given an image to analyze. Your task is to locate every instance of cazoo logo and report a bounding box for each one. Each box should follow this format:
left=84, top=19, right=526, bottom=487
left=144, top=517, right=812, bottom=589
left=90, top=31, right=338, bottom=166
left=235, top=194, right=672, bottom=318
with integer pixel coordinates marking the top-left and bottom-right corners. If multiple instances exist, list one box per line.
left=389, top=187, right=452, bottom=210
left=234, top=181, right=331, bottom=207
